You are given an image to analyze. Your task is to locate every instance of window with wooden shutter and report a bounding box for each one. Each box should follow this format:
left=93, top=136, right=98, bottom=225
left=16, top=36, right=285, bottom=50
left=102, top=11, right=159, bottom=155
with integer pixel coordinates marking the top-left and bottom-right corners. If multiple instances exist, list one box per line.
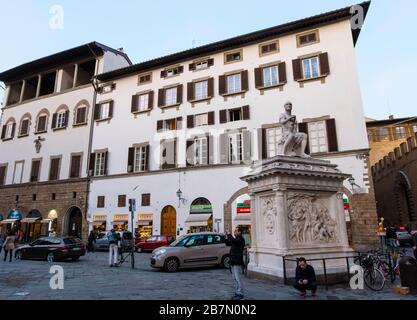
left=161, top=66, right=183, bottom=78
left=97, top=196, right=105, bottom=208
left=127, top=147, right=135, bottom=172
left=242, top=105, right=250, bottom=120
left=145, top=145, right=150, bottom=171
left=187, top=115, right=194, bottom=129
left=0, top=165, right=6, bottom=185
left=292, top=59, right=303, bottom=81
left=219, top=75, right=226, bottom=95
left=108, top=101, right=114, bottom=118
left=118, top=195, right=126, bottom=207
left=186, top=139, right=194, bottom=166
left=219, top=110, right=228, bottom=124
left=36, top=115, right=47, bottom=133
left=94, top=104, right=101, bottom=120
left=161, top=139, right=177, bottom=169
left=158, top=88, right=165, bottom=107
left=138, top=72, right=152, bottom=85
left=88, top=153, right=96, bottom=176
left=254, top=67, right=263, bottom=88
left=156, top=120, right=163, bottom=132
left=141, top=193, right=151, bottom=206
left=148, top=91, right=154, bottom=110
left=30, top=159, right=41, bottom=182
left=241, top=70, right=248, bottom=91
left=1, top=126, right=6, bottom=140
left=19, top=119, right=30, bottom=136
left=224, top=49, right=243, bottom=64
left=75, top=106, right=87, bottom=125
left=208, top=111, right=215, bottom=125
left=296, top=30, right=320, bottom=47
left=131, top=95, right=139, bottom=113
left=49, top=158, right=61, bottom=181
left=298, top=123, right=310, bottom=154
left=176, top=85, right=183, bottom=104
left=70, top=155, right=81, bottom=178
left=51, top=113, right=57, bottom=129
left=319, top=52, right=330, bottom=76
left=187, top=82, right=194, bottom=101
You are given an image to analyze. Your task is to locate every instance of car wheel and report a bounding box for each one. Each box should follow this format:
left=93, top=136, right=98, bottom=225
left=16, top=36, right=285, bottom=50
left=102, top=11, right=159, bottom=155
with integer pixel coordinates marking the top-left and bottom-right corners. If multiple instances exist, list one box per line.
left=47, top=252, right=55, bottom=262
left=221, top=255, right=230, bottom=269
left=164, top=257, right=179, bottom=272
left=15, top=250, right=22, bottom=260
left=71, top=256, right=80, bottom=261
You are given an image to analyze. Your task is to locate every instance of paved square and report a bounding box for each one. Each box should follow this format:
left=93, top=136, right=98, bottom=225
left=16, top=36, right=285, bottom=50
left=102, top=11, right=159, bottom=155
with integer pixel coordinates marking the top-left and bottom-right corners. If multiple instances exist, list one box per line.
left=0, top=251, right=415, bottom=300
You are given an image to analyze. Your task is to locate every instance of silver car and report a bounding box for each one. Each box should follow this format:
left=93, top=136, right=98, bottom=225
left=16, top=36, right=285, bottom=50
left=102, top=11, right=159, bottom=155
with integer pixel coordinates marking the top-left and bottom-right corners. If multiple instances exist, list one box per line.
left=150, top=232, right=230, bottom=272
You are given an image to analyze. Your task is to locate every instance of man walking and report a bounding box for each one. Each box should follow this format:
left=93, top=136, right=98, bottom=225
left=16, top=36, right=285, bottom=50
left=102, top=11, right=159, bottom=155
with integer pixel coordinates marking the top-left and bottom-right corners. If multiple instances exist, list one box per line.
left=108, top=229, right=118, bottom=267
left=88, top=230, right=96, bottom=253
left=225, top=226, right=245, bottom=300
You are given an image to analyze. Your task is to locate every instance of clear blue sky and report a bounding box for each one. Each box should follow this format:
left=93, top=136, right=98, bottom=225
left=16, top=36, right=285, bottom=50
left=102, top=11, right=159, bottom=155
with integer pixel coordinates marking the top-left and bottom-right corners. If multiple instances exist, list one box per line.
left=0, top=0, right=416, bottom=120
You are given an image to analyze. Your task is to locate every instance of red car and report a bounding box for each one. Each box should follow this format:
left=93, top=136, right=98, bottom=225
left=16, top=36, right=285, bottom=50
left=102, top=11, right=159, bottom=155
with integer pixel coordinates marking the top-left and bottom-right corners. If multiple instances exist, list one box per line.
left=135, top=235, right=174, bottom=252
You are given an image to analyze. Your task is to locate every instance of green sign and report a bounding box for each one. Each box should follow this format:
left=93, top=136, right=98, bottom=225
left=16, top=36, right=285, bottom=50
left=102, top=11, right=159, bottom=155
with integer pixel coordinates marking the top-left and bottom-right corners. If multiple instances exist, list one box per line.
left=190, top=204, right=212, bottom=213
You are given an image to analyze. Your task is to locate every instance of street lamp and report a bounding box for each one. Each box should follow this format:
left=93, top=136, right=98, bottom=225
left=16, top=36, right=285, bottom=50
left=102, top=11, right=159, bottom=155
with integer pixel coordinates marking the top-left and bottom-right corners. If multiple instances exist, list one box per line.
left=347, top=177, right=360, bottom=192
left=176, top=188, right=187, bottom=208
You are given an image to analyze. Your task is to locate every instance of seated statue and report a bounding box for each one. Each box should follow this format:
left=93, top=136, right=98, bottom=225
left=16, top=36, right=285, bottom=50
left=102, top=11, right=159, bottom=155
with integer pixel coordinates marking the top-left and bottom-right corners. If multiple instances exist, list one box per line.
left=277, top=102, right=310, bottom=158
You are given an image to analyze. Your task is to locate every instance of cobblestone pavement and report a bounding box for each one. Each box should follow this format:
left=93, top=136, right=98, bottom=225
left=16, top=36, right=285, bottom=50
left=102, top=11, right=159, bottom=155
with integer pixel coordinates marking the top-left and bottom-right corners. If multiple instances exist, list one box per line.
left=0, top=251, right=416, bottom=300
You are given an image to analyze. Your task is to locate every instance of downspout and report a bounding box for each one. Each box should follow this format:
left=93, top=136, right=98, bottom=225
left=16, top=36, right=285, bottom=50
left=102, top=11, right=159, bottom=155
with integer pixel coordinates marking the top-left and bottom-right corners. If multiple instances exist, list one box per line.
left=85, top=44, right=101, bottom=236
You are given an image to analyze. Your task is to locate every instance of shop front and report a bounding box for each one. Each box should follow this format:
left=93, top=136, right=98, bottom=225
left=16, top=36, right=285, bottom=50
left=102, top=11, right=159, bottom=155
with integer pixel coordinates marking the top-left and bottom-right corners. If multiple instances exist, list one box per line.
left=21, top=209, right=42, bottom=242
left=233, top=196, right=252, bottom=245
left=185, top=198, right=213, bottom=233
left=92, top=214, right=107, bottom=236
left=112, top=214, right=129, bottom=231
left=136, top=213, right=153, bottom=240
left=0, top=210, right=23, bottom=234
left=41, top=209, right=58, bottom=236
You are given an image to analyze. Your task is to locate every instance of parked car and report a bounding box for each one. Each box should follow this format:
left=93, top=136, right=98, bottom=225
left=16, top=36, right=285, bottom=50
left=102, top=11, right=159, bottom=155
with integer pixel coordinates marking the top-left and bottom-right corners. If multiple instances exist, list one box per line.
left=93, top=231, right=134, bottom=252
left=15, top=236, right=86, bottom=262
left=150, top=232, right=230, bottom=272
left=394, top=227, right=414, bottom=246
left=135, top=235, right=174, bottom=252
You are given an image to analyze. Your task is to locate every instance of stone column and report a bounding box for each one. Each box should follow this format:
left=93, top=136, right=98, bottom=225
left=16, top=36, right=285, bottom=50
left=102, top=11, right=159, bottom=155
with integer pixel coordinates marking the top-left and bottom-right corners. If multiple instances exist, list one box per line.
left=275, top=189, right=288, bottom=250
left=336, top=192, right=350, bottom=248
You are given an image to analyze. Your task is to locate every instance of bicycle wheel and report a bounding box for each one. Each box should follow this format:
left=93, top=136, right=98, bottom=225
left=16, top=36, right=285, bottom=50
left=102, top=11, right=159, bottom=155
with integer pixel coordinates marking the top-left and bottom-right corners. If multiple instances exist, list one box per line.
left=131, top=251, right=135, bottom=269
left=364, top=267, right=385, bottom=291
left=377, top=261, right=392, bottom=281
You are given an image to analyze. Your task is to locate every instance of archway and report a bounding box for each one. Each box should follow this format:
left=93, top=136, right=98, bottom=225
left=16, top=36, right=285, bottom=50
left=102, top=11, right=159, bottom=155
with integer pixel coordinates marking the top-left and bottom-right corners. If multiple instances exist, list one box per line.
left=394, top=171, right=416, bottom=226
left=223, top=187, right=249, bottom=233
left=161, top=205, right=177, bottom=239
left=67, top=207, right=83, bottom=238
left=22, top=209, right=42, bottom=242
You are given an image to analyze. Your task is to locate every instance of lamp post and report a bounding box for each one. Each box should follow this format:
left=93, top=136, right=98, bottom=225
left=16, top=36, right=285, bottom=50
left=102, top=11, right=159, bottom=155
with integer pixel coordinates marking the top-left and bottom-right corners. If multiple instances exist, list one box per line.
left=176, top=188, right=187, bottom=208
left=347, top=177, right=361, bottom=192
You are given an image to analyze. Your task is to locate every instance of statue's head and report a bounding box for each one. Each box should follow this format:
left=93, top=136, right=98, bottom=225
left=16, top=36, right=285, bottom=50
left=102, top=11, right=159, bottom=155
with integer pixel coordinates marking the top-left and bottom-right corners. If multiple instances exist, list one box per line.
left=284, top=101, right=292, bottom=112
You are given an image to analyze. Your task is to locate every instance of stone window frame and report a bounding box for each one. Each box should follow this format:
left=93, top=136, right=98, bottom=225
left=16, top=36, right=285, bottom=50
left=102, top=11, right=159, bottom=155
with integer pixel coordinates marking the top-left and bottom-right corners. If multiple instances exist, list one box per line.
left=2, top=117, right=17, bottom=141
left=138, top=72, right=153, bottom=86
left=73, top=99, right=90, bottom=127
left=296, top=29, right=320, bottom=48
left=30, top=157, right=43, bottom=182
left=35, top=108, right=50, bottom=134
left=52, top=104, right=70, bottom=131
left=48, top=155, right=62, bottom=181
left=258, top=39, right=280, bottom=57
left=18, top=113, right=32, bottom=138
left=68, top=152, right=83, bottom=179
left=161, top=64, right=183, bottom=79
left=224, top=48, right=243, bottom=65
left=0, top=163, right=8, bottom=185
left=12, top=160, right=25, bottom=184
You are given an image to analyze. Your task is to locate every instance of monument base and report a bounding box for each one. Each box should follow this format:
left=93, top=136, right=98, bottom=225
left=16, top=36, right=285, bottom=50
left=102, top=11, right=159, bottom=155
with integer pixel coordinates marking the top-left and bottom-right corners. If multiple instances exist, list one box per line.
left=241, top=155, right=354, bottom=285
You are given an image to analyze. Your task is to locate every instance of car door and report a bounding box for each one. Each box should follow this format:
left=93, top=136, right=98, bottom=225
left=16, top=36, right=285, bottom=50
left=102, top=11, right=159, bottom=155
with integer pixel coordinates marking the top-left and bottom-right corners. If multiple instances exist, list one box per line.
left=182, top=234, right=207, bottom=266
left=206, top=234, right=227, bottom=265
left=23, top=239, right=43, bottom=259
left=36, top=238, right=57, bottom=259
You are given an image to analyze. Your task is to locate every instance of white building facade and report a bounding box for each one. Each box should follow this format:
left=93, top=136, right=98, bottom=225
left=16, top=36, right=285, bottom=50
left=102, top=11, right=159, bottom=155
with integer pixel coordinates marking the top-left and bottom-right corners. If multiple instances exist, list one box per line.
left=88, top=3, right=372, bottom=243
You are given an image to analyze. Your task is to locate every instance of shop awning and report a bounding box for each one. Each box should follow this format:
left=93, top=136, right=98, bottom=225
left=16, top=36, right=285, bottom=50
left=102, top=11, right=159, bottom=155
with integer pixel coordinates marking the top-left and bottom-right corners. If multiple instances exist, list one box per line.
left=112, top=220, right=128, bottom=225
left=7, top=210, right=22, bottom=220
left=41, top=219, right=51, bottom=224
left=93, top=221, right=107, bottom=226
left=234, top=213, right=251, bottom=224
left=185, top=214, right=212, bottom=227
left=21, top=217, right=41, bottom=223
left=137, top=220, right=152, bottom=226
left=0, top=219, right=19, bottom=224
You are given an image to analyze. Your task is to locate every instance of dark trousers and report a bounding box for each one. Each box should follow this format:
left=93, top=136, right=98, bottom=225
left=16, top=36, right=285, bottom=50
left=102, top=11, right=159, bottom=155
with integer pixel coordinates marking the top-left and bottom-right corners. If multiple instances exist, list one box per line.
left=3, top=249, right=12, bottom=262
left=87, top=241, right=95, bottom=252
left=294, top=282, right=317, bottom=293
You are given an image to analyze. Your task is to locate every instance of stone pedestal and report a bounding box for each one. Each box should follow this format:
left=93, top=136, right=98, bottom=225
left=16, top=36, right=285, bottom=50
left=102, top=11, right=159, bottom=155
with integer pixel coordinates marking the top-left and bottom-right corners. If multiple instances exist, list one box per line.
left=241, top=156, right=354, bottom=283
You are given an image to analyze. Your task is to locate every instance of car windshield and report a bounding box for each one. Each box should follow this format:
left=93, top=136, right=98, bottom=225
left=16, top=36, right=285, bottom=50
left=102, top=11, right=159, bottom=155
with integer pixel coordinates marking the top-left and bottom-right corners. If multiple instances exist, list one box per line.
left=170, top=235, right=188, bottom=247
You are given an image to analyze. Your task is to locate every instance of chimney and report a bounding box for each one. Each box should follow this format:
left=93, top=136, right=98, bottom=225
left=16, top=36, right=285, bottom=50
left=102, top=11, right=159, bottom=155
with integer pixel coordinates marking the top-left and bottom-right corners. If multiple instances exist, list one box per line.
left=389, top=115, right=394, bottom=120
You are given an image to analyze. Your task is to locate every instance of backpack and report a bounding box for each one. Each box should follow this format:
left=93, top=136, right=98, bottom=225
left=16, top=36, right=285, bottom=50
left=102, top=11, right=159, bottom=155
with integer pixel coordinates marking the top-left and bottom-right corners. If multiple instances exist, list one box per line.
left=108, top=232, right=117, bottom=244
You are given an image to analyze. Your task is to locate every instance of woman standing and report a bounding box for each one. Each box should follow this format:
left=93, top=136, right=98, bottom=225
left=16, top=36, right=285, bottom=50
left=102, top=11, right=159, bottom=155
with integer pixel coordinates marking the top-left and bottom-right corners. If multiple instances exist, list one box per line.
left=3, top=231, right=16, bottom=262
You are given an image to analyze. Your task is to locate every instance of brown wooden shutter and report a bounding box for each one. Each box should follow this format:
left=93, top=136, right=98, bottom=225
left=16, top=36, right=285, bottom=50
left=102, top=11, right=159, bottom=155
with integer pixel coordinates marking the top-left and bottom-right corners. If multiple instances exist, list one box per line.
left=178, top=66, right=184, bottom=74
left=219, top=110, right=227, bottom=124
left=208, top=58, right=214, bottom=67
left=219, top=133, right=229, bottom=164
left=176, top=84, right=183, bottom=104
left=88, top=153, right=96, bottom=176
left=11, top=123, right=16, bottom=138
left=208, top=135, right=214, bottom=164
left=292, top=58, right=303, bottom=81
left=64, top=110, right=69, bottom=127
left=108, top=101, right=114, bottom=118
left=261, top=128, right=267, bottom=159
left=219, top=75, right=226, bottom=95
left=31, top=160, right=40, bottom=182
left=51, top=113, right=57, bottom=129
left=187, top=82, right=194, bottom=101
left=254, top=67, right=263, bottom=88
left=160, top=70, right=167, bottom=78
left=94, top=104, right=100, bottom=120
left=0, top=166, right=6, bottom=185
left=111, top=83, right=116, bottom=90
left=207, top=78, right=214, bottom=97
left=319, top=52, right=330, bottom=75
left=298, top=122, right=310, bottom=154
left=242, top=105, right=250, bottom=120
left=145, top=144, right=150, bottom=171
left=176, top=117, right=182, bottom=130
left=127, top=147, right=135, bottom=172
left=156, top=120, right=163, bottom=132
left=148, top=91, right=154, bottom=110
left=208, top=111, right=215, bottom=125
left=20, top=120, right=29, bottom=135
left=189, top=63, right=196, bottom=71
left=104, top=151, right=109, bottom=175
left=131, top=95, right=138, bottom=113
left=158, top=89, right=165, bottom=107
left=187, top=115, right=194, bottom=129
left=326, top=118, right=338, bottom=152
left=186, top=140, right=194, bottom=166
left=278, top=62, right=287, bottom=83
left=70, top=155, right=81, bottom=178
left=241, top=70, right=249, bottom=91
left=1, top=125, right=6, bottom=139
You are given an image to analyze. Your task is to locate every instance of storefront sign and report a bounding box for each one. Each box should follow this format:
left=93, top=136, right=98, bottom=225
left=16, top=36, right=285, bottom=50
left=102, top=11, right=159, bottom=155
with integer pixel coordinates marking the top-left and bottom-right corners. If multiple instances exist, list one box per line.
left=113, top=214, right=128, bottom=221
left=93, top=214, right=107, bottom=222
left=138, top=213, right=153, bottom=221
left=190, top=204, right=212, bottom=213
left=236, top=200, right=251, bottom=214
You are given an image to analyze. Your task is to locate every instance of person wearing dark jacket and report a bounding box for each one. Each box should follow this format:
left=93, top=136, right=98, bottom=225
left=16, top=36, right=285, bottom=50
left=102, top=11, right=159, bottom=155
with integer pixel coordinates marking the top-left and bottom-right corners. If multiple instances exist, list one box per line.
left=225, top=226, right=245, bottom=300
left=294, top=257, right=317, bottom=297
left=87, top=231, right=96, bottom=253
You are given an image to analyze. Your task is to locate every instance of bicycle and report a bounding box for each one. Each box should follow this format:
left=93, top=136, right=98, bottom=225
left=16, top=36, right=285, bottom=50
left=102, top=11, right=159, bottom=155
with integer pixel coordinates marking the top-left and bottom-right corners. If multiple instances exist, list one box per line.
left=114, top=245, right=135, bottom=269
left=355, top=253, right=386, bottom=291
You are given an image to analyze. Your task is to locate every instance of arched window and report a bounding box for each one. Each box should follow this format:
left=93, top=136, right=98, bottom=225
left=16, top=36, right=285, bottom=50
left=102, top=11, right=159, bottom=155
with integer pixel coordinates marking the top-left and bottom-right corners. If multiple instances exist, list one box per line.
left=18, top=113, right=32, bottom=137
left=52, top=105, right=69, bottom=130
left=35, top=109, right=50, bottom=134
left=1, top=117, right=16, bottom=141
left=73, top=100, right=90, bottom=126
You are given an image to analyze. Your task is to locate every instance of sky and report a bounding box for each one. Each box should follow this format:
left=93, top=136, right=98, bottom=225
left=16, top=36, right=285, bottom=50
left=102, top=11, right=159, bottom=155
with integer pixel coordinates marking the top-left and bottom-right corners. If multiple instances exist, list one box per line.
left=0, top=0, right=416, bottom=120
